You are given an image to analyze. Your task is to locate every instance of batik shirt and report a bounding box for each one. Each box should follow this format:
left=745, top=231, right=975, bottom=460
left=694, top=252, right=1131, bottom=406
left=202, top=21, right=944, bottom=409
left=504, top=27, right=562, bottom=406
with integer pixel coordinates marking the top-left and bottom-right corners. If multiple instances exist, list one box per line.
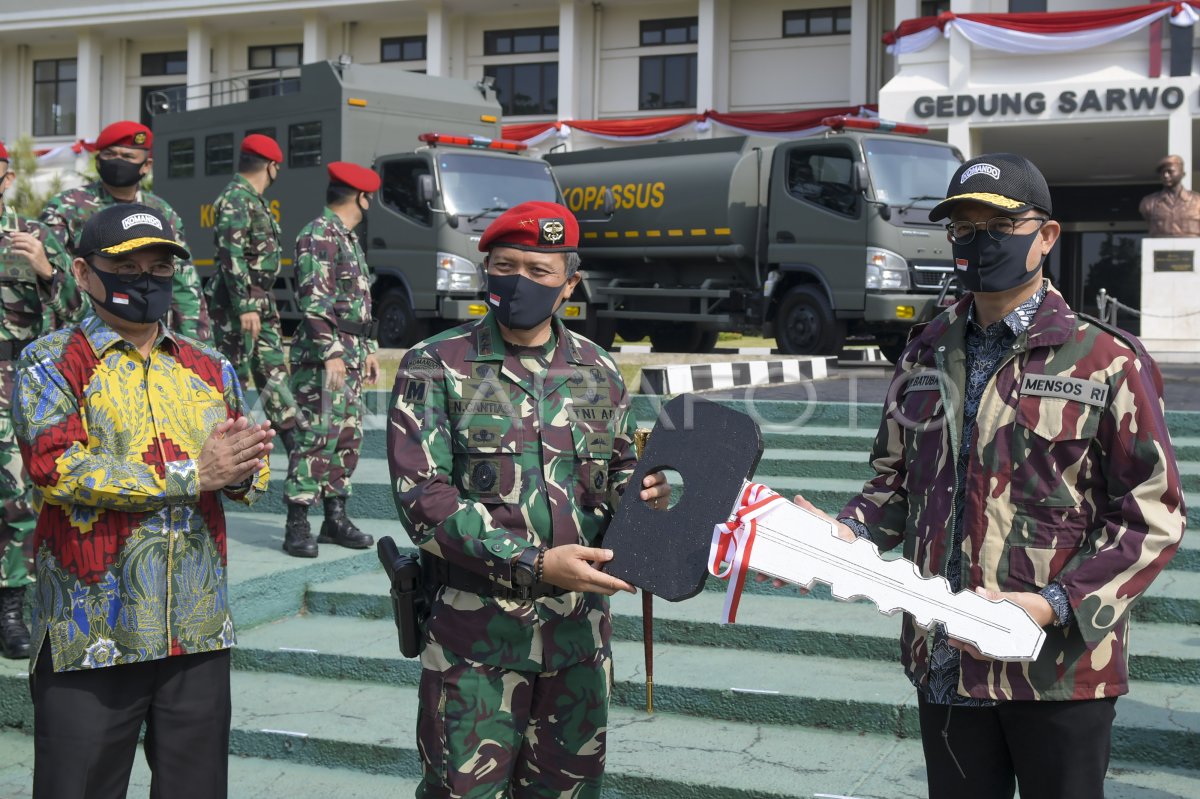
left=13, top=314, right=269, bottom=672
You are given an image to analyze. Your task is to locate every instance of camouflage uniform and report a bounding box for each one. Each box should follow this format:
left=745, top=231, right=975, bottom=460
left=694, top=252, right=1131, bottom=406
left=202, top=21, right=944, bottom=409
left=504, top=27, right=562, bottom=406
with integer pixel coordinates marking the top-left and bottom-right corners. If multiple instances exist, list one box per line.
left=210, top=174, right=296, bottom=432
left=40, top=181, right=210, bottom=341
left=388, top=311, right=636, bottom=799
left=285, top=207, right=377, bottom=505
left=0, top=205, right=83, bottom=589
left=840, top=282, right=1186, bottom=701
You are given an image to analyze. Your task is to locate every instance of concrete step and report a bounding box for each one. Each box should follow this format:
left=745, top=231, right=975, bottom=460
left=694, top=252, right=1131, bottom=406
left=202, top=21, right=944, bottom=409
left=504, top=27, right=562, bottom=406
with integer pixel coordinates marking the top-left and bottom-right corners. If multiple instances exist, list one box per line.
left=229, top=614, right=1200, bottom=771
left=307, top=574, right=1200, bottom=686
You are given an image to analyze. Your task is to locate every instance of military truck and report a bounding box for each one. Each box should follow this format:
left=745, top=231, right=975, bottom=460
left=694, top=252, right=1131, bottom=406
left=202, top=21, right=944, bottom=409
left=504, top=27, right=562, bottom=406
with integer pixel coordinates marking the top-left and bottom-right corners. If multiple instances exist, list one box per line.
left=152, top=60, right=570, bottom=347
left=545, top=118, right=964, bottom=359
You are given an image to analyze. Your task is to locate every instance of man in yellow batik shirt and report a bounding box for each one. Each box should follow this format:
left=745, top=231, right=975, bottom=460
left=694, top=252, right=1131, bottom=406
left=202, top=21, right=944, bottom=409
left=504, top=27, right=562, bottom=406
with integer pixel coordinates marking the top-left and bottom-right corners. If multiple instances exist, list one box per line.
left=13, top=204, right=273, bottom=799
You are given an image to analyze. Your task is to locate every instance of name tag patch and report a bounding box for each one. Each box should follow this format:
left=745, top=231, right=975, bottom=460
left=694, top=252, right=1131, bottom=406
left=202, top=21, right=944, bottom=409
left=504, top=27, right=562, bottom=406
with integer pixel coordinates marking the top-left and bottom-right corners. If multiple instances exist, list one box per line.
left=1019, top=374, right=1109, bottom=407
left=904, top=372, right=941, bottom=393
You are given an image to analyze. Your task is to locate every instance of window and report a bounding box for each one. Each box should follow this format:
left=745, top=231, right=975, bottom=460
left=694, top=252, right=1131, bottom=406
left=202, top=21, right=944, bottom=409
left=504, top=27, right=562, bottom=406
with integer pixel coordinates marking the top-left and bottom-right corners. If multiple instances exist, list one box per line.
left=141, top=51, right=187, bottom=76
left=783, top=7, right=852, bottom=37
left=205, top=133, right=234, bottom=176
left=640, top=17, right=698, bottom=46
left=483, top=27, right=558, bottom=55
left=33, top=58, right=76, bottom=137
left=141, top=85, right=186, bottom=126
left=248, top=44, right=303, bottom=70
left=381, top=158, right=432, bottom=225
left=168, top=139, right=195, bottom=179
left=381, top=36, right=427, bottom=62
left=484, top=63, right=558, bottom=116
left=289, top=121, right=322, bottom=168
left=248, top=77, right=300, bottom=99
left=639, top=54, right=696, bottom=110
left=920, top=1, right=950, bottom=15
left=786, top=149, right=858, bottom=216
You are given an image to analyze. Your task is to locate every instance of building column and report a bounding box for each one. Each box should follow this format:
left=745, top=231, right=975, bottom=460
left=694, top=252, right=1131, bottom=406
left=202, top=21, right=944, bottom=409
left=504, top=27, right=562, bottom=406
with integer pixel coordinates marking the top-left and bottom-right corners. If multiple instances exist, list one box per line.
left=186, top=23, right=211, bottom=110
left=0, top=44, right=18, bottom=144
left=557, top=0, right=580, bottom=120
left=1168, top=105, right=1193, bottom=190
left=893, top=0, right=919, bottom=24
left=75, top=30, right=103, bottom=142
left=426, top=1, right=450, bottom=77
left=849, top=0, right=869, bottom=105
left=697, top=0, right=717, bottom=114
left=303, top=12, right=328, bottom=64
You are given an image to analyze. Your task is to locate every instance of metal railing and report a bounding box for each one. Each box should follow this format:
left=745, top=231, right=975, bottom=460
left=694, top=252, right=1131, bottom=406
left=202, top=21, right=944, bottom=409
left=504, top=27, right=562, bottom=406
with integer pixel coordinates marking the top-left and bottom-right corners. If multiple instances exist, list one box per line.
left=145, top=68, right=301, bottom=117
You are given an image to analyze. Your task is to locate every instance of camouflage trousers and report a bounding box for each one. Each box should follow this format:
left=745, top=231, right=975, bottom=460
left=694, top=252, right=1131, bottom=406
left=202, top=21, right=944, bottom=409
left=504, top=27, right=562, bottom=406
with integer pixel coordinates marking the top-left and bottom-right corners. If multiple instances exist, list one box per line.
left=0, top=360, right=34, bottom=588
left=211, top=301, right=298, bottom=432
left=416, top=640, right=611, bottom=799
left=283, top=362, right=364, bottom=505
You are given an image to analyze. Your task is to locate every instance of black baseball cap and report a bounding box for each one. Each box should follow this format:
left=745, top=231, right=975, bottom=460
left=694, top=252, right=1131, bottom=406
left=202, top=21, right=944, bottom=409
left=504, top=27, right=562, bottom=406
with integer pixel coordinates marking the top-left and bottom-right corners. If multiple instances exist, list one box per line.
left=76, top=203, right=190, bottom=260
left=928, top=153, right=1053, bottom=222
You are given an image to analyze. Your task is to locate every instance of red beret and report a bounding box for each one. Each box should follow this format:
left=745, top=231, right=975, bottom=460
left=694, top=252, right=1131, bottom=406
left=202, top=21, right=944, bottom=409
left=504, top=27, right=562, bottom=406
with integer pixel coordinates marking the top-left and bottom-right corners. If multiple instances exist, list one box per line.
left=478, top=201, right=579, bottom=253
left=327, top=161, right=380, bottom=193
left=0, top=141, right=7, bottom=161
left=241, top=133, right=283, bottom=163
left=91, top=121, right=153, bottom=151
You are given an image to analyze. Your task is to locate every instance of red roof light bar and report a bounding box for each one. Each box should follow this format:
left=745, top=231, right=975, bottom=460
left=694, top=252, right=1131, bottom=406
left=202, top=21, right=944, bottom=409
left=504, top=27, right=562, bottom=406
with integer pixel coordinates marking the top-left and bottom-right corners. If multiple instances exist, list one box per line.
left=418, top=132, right=529, bottom=152
left=821, top=116, right=929, bottom=136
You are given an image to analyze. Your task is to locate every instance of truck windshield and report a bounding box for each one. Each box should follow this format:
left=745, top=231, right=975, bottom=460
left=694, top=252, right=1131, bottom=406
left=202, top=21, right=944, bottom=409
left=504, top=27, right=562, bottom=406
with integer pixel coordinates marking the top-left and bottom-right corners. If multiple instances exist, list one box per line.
left=436, top=153, right=558, bottom=218
left=863, top=139, right=961, bottom=212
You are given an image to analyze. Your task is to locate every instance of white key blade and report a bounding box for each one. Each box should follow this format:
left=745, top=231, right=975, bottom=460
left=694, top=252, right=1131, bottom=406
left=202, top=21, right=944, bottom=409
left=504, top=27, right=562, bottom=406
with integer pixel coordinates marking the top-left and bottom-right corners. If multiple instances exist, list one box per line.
left=743, top=498, right=1046, bottom=662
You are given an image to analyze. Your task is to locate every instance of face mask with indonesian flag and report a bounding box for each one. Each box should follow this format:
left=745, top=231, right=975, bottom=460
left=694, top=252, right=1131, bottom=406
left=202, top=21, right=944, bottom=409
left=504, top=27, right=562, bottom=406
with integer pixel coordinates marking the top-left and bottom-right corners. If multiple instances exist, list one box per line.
left=952, top=227, right=1043, bottom=294
left=87, top=262, right=174, bottom=324
left=486, top=272, right=565, bottom=330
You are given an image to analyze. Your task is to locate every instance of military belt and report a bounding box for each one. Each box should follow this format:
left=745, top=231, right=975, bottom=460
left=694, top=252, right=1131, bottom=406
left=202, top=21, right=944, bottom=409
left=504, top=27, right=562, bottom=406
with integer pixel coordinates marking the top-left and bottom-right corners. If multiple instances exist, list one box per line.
left=0, top=338, right=35, bottom=361
left=336, top=318, right=380, bottom=339
left=432, top=557, right=567, bottom=601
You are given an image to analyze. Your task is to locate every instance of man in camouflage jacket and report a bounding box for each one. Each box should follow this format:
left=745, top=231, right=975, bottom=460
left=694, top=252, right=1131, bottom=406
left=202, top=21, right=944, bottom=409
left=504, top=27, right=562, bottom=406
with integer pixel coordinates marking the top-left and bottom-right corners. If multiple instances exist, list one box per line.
left=0, top=141, right=85, bottom=659
left=388, top=202, right=667, bottom=799
left=39, top=121, right=210, bottom=341
left=820, top=155, right=1185, bottom=799
left=282, top=162, right=380, bottom=557
left=209, top=134, right=301, bottom=454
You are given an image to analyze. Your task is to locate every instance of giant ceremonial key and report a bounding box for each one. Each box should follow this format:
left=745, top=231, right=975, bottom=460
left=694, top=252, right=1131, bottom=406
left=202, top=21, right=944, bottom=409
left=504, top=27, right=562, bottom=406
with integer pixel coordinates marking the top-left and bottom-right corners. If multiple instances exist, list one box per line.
left=606, top=395, right=1046, bottom=662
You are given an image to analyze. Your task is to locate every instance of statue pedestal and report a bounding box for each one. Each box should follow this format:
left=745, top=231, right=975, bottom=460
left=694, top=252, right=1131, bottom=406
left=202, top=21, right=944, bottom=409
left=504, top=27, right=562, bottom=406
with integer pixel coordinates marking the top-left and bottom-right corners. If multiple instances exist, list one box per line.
left=1139, top=238, right=1200, bottom=362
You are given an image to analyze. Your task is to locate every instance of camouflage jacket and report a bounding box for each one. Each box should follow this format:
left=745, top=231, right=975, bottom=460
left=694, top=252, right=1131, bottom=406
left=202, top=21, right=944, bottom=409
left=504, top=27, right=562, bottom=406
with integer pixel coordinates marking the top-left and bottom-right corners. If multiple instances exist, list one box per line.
left=0, top=204, right=84, bottom=342
left=290, top=207, right=377, bottom=368
left=40, top=181, right=210, bottom=340
left=388, top=313, right=637, bottom=672
left=840, top=285, right=1186, bottom=701
left=211, top=174, right=282, bottom=317
left=13, top=313, right=269, bottom=673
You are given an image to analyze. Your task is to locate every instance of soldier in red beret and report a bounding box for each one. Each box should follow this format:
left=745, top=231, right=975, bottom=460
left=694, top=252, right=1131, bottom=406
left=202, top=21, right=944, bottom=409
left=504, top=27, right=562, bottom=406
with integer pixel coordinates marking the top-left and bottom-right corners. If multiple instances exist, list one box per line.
left=208, top=134, right=303, bottom=456
left=39, top=120, right=211, bottom=341
left=282, top=162, right=382, bottom=557
left=387, top=200, right=667, bottom=798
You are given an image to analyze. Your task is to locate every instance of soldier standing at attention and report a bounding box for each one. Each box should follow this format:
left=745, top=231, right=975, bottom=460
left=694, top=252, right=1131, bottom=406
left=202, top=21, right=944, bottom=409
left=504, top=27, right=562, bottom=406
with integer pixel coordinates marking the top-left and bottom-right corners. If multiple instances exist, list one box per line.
left=387, top=201, right=668, bottom=798
left=282, top=162, right=380, bottom=557
left=795, top=154, right=1184, bottom=799
left=40, top=120, right=210, bottom=341
left=0, top=141, right=84, bottom=659
left=210, top=134, right=302, bottom=455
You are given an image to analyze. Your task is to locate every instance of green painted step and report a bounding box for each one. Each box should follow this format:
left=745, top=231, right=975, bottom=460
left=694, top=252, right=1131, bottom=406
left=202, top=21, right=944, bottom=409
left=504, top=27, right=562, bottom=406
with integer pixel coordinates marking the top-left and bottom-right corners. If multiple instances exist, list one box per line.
left=229, top=614, right=1200, bottom=771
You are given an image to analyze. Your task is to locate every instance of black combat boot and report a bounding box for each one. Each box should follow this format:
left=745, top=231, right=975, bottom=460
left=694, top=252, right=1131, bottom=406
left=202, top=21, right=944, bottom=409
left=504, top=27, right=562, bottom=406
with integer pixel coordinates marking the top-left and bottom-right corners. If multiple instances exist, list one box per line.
left=0, top=587, right=30, bottom=659
left=318, top=496, right=374, bottom=549
left=282, top=502, right=318, bottom=558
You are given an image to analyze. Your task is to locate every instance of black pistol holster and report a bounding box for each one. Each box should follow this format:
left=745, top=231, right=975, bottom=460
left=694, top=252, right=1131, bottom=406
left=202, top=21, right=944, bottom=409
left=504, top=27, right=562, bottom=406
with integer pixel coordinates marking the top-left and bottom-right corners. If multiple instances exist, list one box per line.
left=377, top=537, right=432, bottom=658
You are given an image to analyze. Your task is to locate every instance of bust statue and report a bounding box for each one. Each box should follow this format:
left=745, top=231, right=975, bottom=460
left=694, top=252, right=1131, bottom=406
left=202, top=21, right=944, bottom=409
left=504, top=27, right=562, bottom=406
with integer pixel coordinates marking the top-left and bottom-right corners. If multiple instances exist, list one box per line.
left=1140, top=155, right=1200, bottom=237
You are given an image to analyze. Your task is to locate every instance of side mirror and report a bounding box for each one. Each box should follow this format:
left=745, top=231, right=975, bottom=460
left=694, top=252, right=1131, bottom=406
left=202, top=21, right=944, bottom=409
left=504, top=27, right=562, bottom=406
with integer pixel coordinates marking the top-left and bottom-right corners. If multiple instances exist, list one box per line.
left=418, top=174, right=435, bottom=204
left=852, top=162, right=868, bottom=193
left=601, top=187, right=616, bottom=216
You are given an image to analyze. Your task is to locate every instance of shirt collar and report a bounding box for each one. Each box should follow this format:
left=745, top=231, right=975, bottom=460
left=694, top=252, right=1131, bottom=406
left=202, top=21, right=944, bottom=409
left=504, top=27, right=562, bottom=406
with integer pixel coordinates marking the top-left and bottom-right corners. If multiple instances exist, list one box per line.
left=967, top=279, right=1048, bottom=337
left=323, top=206, right=352, bottom=237
left=81, top=312, right=177, bottom=357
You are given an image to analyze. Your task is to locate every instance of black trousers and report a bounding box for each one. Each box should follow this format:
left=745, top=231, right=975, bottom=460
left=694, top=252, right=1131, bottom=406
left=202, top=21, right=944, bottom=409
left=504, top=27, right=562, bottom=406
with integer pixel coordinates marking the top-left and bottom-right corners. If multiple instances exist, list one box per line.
left=918, top=694, right=1117, bottom=799
left=31, top=644, right=231, bottom=799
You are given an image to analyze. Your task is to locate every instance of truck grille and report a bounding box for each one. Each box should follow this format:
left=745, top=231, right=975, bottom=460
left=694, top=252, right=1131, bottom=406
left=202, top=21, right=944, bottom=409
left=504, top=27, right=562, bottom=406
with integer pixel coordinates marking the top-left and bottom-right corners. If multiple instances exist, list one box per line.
left=913, top=264, right=953, bottom=290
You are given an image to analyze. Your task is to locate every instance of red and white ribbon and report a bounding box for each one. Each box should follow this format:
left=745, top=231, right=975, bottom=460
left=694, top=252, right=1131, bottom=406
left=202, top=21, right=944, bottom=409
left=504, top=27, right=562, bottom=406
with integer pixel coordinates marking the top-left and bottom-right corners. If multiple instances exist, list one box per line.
left=708, top=482, right=786, bottom=624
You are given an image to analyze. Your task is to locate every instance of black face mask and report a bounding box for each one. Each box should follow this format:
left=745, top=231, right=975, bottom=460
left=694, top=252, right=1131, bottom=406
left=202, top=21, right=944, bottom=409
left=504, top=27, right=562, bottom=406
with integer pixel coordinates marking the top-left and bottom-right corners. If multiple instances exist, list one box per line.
left=266, top=165, right=279, bottom=189
left=97, top=157, right=146, bottom=188
left=487, top=272, right=565, bottom=330
left=88, top=264, right=174, bottom=324
left=953, top=229, right=1043, bottom=294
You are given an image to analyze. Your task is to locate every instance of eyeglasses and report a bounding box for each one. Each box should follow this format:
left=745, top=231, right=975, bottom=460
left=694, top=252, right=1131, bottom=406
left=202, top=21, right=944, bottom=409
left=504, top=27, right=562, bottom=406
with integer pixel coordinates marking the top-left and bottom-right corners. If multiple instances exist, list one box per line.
left=90, top=260, right=176, bottom=282
left=946, top=216, right=1048, bottom=245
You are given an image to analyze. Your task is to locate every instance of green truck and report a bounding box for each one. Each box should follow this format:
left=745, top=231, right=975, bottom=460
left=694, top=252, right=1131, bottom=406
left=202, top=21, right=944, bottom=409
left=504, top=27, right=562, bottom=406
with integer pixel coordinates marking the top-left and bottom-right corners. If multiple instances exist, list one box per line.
left=152, top=60, right=571, bottom=347
left=545, top=119, right=964, bottom=359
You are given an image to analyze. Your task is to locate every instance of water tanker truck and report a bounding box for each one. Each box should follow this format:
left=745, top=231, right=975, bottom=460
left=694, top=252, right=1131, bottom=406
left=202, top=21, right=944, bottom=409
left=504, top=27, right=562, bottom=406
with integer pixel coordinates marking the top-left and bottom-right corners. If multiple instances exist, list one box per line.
left=545, top=118, right=964, bottom=359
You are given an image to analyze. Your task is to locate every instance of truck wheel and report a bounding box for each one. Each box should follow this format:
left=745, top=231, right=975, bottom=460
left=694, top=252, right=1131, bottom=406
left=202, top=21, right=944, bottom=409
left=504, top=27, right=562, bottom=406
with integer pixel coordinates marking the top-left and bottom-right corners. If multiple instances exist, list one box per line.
left=376, top=288, right=422, bottom=348
left=615, top=321, right=652, bottom=344
left=775, top=286, right=844, bottom=355
left=695, top=329, right=719, bottom=353
left=878, top=336, right=908, bottom=365
left=650, top=324, right=702, bottom=353
left=577, top=317, right=616, bottom=350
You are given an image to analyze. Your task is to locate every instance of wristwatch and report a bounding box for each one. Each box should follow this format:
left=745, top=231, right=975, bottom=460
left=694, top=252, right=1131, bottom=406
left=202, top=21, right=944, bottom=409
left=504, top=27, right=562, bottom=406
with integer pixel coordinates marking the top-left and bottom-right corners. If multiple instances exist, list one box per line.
left=511, top=548, right=540, bottom=588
